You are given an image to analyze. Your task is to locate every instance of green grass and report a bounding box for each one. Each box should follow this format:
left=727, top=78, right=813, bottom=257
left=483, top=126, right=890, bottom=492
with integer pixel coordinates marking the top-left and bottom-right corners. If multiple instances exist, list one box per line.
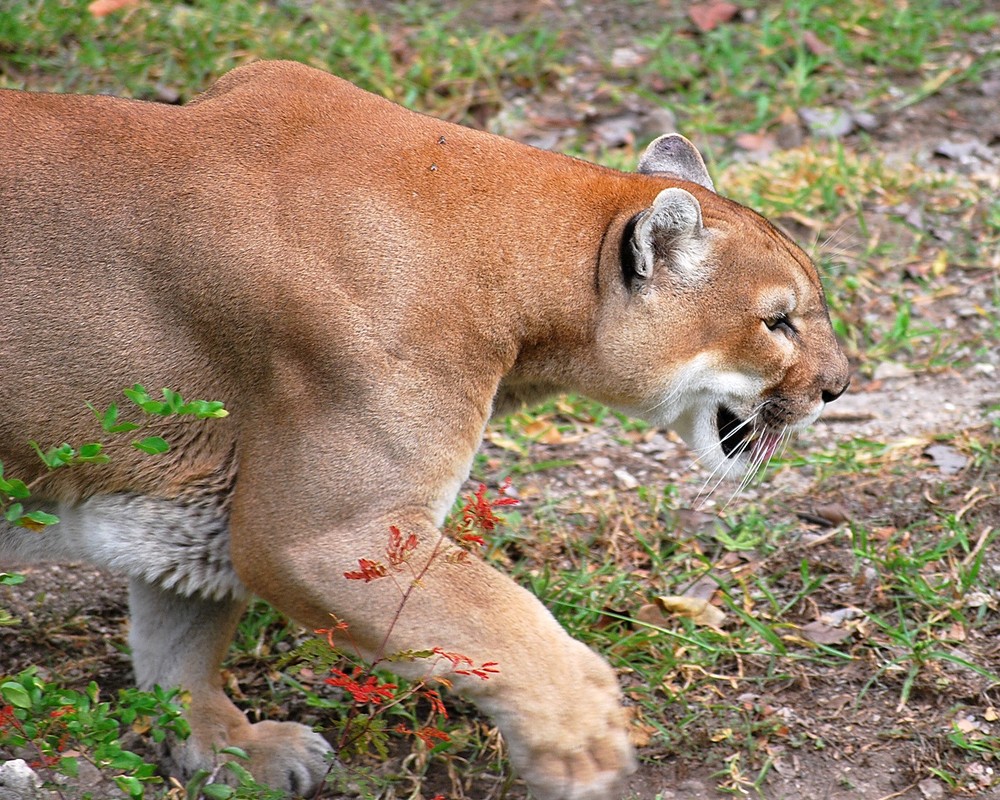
left=631, top=0, right=998, bottom=135
left=0, top=0, right=564, bottom=120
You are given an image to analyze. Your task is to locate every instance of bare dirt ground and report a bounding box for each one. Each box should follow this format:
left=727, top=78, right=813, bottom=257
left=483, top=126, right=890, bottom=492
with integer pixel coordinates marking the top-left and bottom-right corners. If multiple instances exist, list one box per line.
left=2, top=1, right=998, bottom=799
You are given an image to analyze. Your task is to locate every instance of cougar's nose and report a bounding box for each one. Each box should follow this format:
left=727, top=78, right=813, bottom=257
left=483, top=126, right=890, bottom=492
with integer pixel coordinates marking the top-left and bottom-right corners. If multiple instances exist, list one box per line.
left=821, top=379, right=850, bottom=404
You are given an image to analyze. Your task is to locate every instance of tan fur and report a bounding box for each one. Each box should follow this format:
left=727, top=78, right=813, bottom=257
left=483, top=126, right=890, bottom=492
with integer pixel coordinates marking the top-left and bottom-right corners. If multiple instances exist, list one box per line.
left=0, top=61, right=848, bottom=799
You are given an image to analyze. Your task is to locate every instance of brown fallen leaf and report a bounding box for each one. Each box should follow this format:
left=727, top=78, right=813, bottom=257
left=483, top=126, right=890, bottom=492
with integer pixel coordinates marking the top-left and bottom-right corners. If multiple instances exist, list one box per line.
left=802, top=30, right=833, bottom=56
left=734, top=132, right=777, bottom=153
left=678, top=574, right=719, bottom=602
left=816, top=504, right=850, bottom=525
left=688, top=1, right=739, bottom=33
left=88, top=0, right=139, bottom=17
left=625, top=707, right=658, bottom=747
left=522, top=419, right=564, bottom=444
left=799, top=619, right=853, bottom=645
left=629, top=723, right=657, bottom=747
left=635, top=603, right=671, bottom=628
left=655, top=595, right=726, bottom=630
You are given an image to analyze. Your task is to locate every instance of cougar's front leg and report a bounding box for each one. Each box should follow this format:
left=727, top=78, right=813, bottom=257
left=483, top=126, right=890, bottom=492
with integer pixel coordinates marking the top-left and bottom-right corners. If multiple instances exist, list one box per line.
left=127, top=579, right=331, bottom=794
left=233, top=510, right=636, bottom=800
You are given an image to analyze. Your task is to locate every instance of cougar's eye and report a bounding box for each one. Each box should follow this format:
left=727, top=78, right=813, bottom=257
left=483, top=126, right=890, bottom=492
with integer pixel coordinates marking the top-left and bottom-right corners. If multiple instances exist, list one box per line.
left=765, top=314, right=795, bottom=334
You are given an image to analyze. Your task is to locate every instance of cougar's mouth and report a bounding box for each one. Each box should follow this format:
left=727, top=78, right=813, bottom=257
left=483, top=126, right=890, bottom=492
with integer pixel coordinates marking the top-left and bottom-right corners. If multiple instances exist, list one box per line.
left=717, top=406, right=751, bottom=459
left=717, top=405, right=783, bottom=463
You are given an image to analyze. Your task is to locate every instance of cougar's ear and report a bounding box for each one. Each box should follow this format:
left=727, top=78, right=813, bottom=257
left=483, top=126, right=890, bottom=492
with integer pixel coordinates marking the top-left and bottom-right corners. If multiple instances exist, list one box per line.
left=637, top=134, right=715, bottom=192
left=623, top=188, right=705, bottom=291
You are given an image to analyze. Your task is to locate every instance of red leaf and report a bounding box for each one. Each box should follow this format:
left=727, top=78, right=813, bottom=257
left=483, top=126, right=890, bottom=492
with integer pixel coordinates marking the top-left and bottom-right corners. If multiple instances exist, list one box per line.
left=688, top=1, right=739, bottom=33
left=88, top=0, right=138, bottom=17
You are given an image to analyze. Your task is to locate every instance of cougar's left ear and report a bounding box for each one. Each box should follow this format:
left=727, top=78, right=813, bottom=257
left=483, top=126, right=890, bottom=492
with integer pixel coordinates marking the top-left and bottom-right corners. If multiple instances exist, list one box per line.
left=637, top=134, right=715, bottom=192
left=623, top=187, right=706, bottom=291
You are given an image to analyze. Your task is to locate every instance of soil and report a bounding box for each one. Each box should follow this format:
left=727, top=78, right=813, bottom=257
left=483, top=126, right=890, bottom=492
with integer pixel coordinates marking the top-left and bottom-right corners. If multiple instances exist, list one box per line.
left=2, top=1, right=998, bottom=799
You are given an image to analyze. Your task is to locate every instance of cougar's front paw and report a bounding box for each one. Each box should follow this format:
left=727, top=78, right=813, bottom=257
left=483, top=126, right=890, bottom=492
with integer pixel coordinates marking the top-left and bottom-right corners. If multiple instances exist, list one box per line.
left=496, top=641, right=636, bottom=800
left=175, top=719, right=331, bottom=796
left=236, top=720, right=332, bottom=795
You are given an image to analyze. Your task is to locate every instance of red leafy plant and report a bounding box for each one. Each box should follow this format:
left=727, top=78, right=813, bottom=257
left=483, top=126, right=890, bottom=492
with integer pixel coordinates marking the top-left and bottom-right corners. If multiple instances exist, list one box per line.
left=311, top=480, right=517, bottom=796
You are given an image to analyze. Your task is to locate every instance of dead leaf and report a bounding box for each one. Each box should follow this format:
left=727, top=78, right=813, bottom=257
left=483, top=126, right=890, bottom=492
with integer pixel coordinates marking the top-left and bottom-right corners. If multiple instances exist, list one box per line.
left=678, top=574, right=719, bottom=602
left=802, top=30, right=833, bottom=56
left=485, top=430, right=528, bottom=456
left=734, top=132, right=777, bottom=153
left=954, top=717, right=978, bottom=734
left=635, top=603, right=670, bottom=627
left=654, top=595, right=726, bottom=630
left=629, top=722, right=657, bottom=747
left=522, top=420, right=563, bottom=444
left=799, top=503, right=850, bottom=527
left=688, top=1, right=739, bottom=33
left=88, top=0, right=139, bottom=17
left=710, top=727, right=733, bottom=742
left=799, top=618, right=853, bottom=645
left=943, top=621, right=967, bottom=642
left=623, top=706, right=657, bottom=746
left=521, top=419, right=549, bottom=437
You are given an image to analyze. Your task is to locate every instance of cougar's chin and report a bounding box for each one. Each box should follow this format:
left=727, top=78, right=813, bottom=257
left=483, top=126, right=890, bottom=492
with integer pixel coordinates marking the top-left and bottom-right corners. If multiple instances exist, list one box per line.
left=672, top=402, right=783, bottom=481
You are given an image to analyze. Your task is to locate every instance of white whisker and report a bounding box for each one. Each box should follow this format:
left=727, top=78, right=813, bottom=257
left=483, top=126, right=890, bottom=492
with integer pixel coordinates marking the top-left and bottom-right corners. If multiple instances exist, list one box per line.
left=643, top=383, right=683, bottom=415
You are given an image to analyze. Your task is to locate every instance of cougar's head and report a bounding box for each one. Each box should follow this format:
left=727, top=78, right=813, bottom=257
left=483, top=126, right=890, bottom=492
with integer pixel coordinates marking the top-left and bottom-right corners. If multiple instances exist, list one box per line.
left=593, top=135, right=850, bottom=481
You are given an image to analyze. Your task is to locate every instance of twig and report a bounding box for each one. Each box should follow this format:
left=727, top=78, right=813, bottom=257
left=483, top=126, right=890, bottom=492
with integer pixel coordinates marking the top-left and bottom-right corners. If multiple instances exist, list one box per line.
left=873, top=782, right=918, bottom=800
left=961, top=526, right=995, bottom=569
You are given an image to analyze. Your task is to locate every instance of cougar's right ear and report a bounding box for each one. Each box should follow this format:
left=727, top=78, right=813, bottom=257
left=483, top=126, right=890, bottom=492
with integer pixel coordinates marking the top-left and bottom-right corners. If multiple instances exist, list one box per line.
left=637, top=134, right=715, bottom=192
left=622, top=188, right=706, bottom=292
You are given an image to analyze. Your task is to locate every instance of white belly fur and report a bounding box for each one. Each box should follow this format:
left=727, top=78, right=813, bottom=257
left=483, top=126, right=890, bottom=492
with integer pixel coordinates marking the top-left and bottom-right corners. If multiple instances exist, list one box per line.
left=0, top=494, right=246, bottom=600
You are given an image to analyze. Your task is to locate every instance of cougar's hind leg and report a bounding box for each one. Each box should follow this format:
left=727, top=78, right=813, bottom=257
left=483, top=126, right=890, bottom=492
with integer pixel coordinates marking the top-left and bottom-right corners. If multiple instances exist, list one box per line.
left=128, top=578, right=331, bottom=795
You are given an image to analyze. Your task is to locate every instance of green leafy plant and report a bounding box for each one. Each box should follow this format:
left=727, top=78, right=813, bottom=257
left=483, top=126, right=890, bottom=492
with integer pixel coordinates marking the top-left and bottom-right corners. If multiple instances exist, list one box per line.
left=0, top=671, right=187, bottom=799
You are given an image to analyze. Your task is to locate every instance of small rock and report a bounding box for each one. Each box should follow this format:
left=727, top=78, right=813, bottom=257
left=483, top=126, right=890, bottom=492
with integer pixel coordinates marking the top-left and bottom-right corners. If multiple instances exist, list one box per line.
left=964, top=591, right=996, bottom=610
left=154, top=83, right=181, bottom=104
left=935, top=138, right=997, bottom=164
left=799, top=106, right=854, bottom=138
left=636, top=433, right=672, bottom=454
left=613, top=468, right=639, bottom=489
left=592, top=115, right=638, bottom=148
left=0, top=760, right=42, bottom=800
left=872, top=361, right=912, bottom=381
left=610, top=46, right=648, bottom=70
left=924, top=444, right=967, bottom=475
left=592, top=456, right=613, bottom=470
left=903, top=205, right=925, bottom=230
left=775, top=109, right=805, bottom=149
left=852, top=110, right=879, bottom=130
left=640, top=106, right=678, bottom=140
left=918, top=777, right=945, bottom=800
